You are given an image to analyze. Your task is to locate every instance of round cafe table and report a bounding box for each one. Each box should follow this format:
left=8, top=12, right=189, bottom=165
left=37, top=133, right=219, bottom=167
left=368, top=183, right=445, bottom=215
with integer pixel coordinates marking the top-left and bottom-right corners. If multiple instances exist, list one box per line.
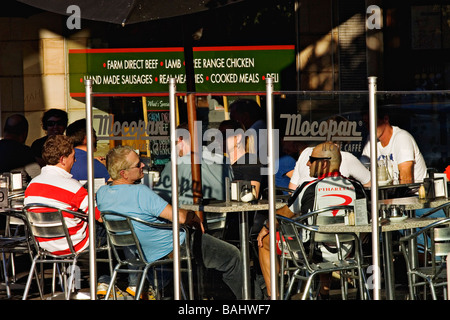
left=181, top=200, right=284, bottom=300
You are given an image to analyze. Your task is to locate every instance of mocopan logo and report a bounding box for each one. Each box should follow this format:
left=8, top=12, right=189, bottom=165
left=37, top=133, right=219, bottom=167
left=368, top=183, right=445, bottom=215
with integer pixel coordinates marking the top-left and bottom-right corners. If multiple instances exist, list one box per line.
left=280, top=114, right=363, bottom=142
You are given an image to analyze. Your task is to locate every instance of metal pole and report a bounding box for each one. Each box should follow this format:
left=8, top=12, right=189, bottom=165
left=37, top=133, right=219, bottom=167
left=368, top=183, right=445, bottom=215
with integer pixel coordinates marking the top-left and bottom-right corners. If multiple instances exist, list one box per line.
left=368, top=76, right=381, bottom=300
left=84, top=79, right=97, bottom=300
left=169, top=78, right=181, bottom=300
left=266, top=78, right=278, bottom=300
left=187, top=94, right=203, bottom=219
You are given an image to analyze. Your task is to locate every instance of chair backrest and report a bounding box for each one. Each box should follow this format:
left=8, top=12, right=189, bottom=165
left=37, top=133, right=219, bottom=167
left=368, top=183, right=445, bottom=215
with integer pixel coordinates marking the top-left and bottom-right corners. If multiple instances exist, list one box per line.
left=432, top=225, right=450, bottom=257
left=277, top=205, right=358, bottom=266
left=301, top=206, right=354, bottom=243
left=101, top=212, right=147, bottom=265
left=23, top=203, right=87, bottom=257
left=400, top=217, right=450, bottom=272
left=101, top=211, right=190, bottom=266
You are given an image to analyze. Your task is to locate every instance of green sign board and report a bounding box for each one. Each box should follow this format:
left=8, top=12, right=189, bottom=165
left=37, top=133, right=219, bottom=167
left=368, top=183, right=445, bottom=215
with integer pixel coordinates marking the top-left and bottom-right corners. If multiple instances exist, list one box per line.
left=69, top=48, right=186, bottom=96
left=69, top=45, right=295, bottom=95
left=192, top=45, right=295, bottom=92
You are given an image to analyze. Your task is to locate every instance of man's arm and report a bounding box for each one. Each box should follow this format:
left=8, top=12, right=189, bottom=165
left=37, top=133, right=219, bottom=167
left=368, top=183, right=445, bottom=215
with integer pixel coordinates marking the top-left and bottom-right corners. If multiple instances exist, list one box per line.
left=257, top=205, right=295, bottom=248
left=288, top=182, right=298, bottom=190
left=158, top=204, right=204, bottom=232
left=398, top=160, right=414, bottom=184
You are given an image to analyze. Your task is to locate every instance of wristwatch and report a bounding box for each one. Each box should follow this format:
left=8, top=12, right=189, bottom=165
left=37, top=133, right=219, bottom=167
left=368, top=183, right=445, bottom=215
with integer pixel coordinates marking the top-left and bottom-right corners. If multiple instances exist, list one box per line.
left=263, top=219, right=269, bottom=230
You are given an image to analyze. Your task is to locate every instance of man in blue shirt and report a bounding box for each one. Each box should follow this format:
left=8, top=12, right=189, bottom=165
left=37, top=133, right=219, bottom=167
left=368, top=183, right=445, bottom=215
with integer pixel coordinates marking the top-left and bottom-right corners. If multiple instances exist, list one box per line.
left=65, top=119, right=110, bottom=182
left=96, top=145, right=243, bottom=299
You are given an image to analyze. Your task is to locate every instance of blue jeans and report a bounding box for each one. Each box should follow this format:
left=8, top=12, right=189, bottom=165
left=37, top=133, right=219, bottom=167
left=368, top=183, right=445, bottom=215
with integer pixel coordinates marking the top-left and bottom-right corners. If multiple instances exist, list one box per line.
left=200, top=233, right=243, bottom=299
left=123, top=233, right=243, bottom=299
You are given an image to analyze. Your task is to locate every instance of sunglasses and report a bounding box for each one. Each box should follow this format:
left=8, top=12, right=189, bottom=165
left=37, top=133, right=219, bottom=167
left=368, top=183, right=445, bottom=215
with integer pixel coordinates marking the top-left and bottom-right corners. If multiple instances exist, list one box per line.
left=125, top=161, right=143, bottom=170
left=309, top=156, right=331, bottom=164
left=46, top=120, right=65, bottom=127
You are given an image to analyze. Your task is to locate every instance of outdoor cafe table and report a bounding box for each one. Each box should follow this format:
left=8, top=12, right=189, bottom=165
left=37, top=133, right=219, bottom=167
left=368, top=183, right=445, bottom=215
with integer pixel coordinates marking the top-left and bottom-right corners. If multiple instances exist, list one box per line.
left=318, top=196, right=449, bottom=300
left=380, top=196, right=449, bottom=299
left=180, top=200, right=285, bottom=300
left=365, top=182, right=422, bottom=200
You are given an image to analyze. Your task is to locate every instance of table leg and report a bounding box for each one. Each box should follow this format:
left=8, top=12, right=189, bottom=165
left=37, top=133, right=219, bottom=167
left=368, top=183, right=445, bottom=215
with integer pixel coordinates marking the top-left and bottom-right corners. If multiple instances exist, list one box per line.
left=406, top=210, right=418, bottom=298
left=382, top=231, right=395, bottom=300
left=239, top=211, right=251, bottom=300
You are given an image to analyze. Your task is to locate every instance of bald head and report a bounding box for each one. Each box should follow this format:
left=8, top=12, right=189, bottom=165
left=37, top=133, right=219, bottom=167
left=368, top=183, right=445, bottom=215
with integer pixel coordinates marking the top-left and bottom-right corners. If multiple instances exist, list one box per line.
left=4, top=114, right=29, bottom=143
left=308, top=141, right=342, bottom=177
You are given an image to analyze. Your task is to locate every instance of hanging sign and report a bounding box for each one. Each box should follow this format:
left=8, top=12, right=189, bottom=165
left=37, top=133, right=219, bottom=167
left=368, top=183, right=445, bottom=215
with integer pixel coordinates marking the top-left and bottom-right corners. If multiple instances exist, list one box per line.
left=69, top=47, right=186, bottom=96
left=192, top=45, right=295, bottom=92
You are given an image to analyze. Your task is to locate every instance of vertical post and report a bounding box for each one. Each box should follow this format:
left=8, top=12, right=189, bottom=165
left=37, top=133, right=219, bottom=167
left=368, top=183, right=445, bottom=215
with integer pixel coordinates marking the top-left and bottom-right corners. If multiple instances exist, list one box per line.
left=368, top=76, right=381, bottom=300
left=169, top=78, right=181, bottom=300
left=142, top=97, right=151, bottom=158
left=84, top=79, right=97, bottom=300
left=187, top=94, right=203, bottom=220
left=266, top=78, right=278, bottom=300
left=447, top=254, right=450, bottom=300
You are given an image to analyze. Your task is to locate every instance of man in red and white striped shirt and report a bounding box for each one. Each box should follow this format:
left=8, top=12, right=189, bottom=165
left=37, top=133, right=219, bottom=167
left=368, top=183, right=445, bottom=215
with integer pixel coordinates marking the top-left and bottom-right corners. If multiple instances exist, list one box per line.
left=24, top=135, right=101, bottom=255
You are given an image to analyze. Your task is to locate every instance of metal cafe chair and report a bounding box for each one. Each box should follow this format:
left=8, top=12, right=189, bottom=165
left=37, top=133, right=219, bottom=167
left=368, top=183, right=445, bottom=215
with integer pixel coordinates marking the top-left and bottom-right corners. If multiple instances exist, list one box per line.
left=0, top=209, right=32, bottom=298
left=101, top=211, right=194, bottom=300
left=399, top=216, right=450, bottom=300
left=22, top=203, right=90, bottom=300
left=277, top=205, right=368, bottom=300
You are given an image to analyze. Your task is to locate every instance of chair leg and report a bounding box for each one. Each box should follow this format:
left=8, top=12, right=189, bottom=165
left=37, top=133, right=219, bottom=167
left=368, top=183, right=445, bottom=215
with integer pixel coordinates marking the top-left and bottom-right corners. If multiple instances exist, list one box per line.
left=301, top=275, right=316, bottom=300
left=407, top=273, right=415, bottom=300
left=65, top=259, right=78, bottom=300
left=51, top=264, right=57, bottom=296
left=1, top=251, right=12, bottom=298
left=186, top=258, right=194, bottom=300
left=136, top=266, right=151, bottom=300
left=23, top=256, right=39, bottom=300
left=104, top=267, right=120, bottom=300
left=428, top=280, right=437, bottom=300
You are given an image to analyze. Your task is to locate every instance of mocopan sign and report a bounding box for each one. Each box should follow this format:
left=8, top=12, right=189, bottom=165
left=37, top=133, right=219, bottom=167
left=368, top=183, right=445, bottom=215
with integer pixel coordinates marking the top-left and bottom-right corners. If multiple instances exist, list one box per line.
left=281, top=114, right=363, bottom=142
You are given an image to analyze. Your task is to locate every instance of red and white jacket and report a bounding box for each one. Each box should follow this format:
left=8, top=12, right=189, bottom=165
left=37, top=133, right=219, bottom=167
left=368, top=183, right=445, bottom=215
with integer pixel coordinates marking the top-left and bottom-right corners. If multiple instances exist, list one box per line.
left=24, top=165, right=100, bottom=255
left=288, top=171, right=367, bottom=217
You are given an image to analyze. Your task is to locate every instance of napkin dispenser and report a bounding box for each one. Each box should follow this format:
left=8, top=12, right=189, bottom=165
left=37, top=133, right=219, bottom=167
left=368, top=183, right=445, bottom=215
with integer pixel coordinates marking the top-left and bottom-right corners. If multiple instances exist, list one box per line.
left=230, top=180, right=253, bottom=202
left=423, top=173, right=435, bottom=200
left=0, top=175, right=8, bottom=209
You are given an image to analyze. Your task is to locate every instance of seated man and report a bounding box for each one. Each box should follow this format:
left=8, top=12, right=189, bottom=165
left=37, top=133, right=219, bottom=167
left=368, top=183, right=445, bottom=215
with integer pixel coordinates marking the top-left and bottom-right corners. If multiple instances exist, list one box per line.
left=153, top=123, right=233, bottom=204
left=257, top=141, right=367, bottom=299
left=24, top=134, right=102, bottom=255
left=0, top=114, right=40, bottom=181
left=31, top=108, right=68, bottom=167
left=65, top=118, right=110, bottom=183
left=362, top=106, right=427, bottom=184
left=96, top=145, right=243, bottom=299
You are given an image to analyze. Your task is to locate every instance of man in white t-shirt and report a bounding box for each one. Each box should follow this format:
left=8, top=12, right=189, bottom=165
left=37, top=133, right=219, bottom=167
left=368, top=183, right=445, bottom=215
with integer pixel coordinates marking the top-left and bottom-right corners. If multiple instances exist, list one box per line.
left=289, top=146, right=371, bottom=189
left=361, top=108, right=427, bottom=184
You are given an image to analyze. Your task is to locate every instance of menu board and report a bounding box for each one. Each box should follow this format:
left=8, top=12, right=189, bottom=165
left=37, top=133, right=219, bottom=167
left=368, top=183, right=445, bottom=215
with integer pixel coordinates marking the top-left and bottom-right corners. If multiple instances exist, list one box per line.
left=146, top=97, right=170, bottom=166
left=69, top=47, right=187, bottom=96
left=69, top=45, right=295, bottom=95
left=193, top=45, right=295, bottom=92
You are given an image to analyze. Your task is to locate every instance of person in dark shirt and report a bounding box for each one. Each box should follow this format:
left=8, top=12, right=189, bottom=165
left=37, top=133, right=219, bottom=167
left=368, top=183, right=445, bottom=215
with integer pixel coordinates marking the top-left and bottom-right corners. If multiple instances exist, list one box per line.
left=31, top=109, right=68, bottom=167
left=219, top=119, right=268, bottom=241
left=0, top=114, right=40, bottom=181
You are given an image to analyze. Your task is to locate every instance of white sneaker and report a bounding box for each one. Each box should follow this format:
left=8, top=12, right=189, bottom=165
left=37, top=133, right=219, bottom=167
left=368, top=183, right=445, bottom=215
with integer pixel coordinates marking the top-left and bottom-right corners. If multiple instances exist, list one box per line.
left=126, top=286, right=156, bottom=300
left=97, top=282, right=126, bottom=298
